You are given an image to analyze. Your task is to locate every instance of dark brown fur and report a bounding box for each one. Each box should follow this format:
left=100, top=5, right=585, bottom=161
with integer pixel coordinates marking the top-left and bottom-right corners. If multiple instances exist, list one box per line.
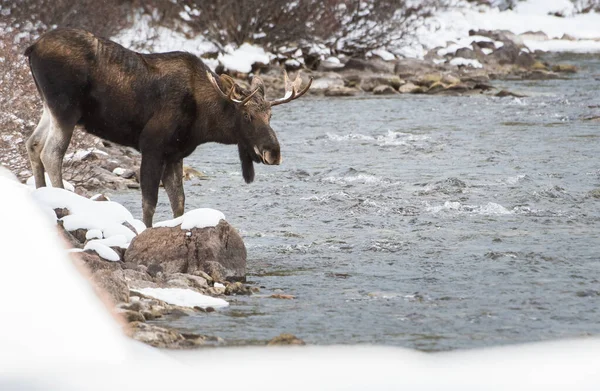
left=25, top=28, right=282, bottom=227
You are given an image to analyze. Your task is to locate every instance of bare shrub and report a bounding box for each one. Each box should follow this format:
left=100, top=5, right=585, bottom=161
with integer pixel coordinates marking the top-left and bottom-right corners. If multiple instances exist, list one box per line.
left=0, top=0, right=137, bottom=180
left=178, top=0, right=448, bottom=56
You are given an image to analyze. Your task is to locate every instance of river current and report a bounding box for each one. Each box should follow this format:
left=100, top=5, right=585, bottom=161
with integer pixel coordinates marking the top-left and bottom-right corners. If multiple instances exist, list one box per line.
left=112, top=54, right=600, bottom=351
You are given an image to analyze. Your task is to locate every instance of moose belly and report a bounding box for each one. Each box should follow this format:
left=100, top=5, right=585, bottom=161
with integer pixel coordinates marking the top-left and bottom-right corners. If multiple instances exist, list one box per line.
left=79, top=99, right=144, bottom=150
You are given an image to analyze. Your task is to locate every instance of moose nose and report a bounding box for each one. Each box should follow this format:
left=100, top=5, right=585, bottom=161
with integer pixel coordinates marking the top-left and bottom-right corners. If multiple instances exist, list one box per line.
left=263, top=149, right=282, bottom=165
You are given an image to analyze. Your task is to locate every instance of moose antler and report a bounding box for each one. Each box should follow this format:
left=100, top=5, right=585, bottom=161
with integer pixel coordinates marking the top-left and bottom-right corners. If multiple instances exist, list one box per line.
left=207, top=71, right=259, bottom=106
left=269, top=70, right=313, bottom=107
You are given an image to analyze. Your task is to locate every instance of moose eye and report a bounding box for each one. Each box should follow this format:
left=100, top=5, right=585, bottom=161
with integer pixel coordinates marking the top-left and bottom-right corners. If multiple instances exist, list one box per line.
left=244, top=113, right=252, bottom=122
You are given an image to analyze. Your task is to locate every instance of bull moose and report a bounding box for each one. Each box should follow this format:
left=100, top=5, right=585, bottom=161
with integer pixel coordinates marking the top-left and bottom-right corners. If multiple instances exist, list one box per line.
left=24, top=28, right=311, bottom=227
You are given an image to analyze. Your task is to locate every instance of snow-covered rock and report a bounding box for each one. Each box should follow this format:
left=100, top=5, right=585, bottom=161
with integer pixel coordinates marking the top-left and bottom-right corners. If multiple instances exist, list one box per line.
left=130, top=287, right=228, bottom=309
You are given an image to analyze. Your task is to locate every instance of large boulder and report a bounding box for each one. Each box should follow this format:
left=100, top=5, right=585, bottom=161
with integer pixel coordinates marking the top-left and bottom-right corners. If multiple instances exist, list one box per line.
left=124, top=221, right=246, bottom=282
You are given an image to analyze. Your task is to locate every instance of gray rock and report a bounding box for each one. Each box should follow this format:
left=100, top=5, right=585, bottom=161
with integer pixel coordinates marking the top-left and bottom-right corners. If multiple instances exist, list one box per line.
left=373, top=85, right=397, bottom=95
left=120, top=169, right=136, bottom=179
left=455, top=47, right=476, bottom=59
left=342, top=58, right=393, bottom=73
left=267, top=333, right=306, bottom=346
left=125, top=322, right=185, bottom=348
left=164, top=273, right=209, bottom=292
left=398, top=82, right=422, bottom=94
left=359, top=74, right=403, bottom=91
left=72, top=251, right=121, bottom=274
left=310, top=73, right=345, bottom=91
left=90, top=269, right=130, bottom=305
left=324, top=87, right=359, bottom=97
left=58, top=222, right=83, bottom=248
left=125, top=221, right=247, bottom=281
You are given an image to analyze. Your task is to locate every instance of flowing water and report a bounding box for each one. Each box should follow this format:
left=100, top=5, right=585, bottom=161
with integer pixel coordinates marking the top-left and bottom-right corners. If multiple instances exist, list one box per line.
left=112, top=54, right=600, bottom=351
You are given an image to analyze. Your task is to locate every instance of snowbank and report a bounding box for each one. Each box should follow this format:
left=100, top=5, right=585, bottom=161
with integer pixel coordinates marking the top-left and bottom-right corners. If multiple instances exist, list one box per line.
left=3, top=175, right=600, bottom=390
left=402, top=0, right=600, bottom=58
left=130, top=287, right=229, bottom=309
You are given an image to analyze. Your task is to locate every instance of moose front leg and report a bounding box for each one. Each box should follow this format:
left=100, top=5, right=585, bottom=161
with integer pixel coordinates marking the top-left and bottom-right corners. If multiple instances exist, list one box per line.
left=140, top=152, right=166, bottom=228
left=162, top=159, right=185, bottom=218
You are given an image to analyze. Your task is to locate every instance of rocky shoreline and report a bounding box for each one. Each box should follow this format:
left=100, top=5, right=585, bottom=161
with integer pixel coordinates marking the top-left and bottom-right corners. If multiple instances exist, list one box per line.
left=244, top=29, right=578, bottom=99
left=34, top=186, right=301, bottom=349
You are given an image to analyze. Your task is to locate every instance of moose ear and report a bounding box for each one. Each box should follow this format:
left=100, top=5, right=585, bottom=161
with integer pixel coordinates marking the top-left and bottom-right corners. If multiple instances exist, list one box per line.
left=250, top=76, right=265, bottom=98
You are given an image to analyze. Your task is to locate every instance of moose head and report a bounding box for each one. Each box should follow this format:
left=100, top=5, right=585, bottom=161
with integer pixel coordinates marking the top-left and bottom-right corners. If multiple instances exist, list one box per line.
left=207, top=71, right=312, bottom=184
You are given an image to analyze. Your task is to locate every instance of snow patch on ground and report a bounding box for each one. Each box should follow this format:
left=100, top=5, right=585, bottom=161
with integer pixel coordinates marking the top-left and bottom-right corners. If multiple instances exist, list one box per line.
left=154, top=208, right=225, bottom=230
left=32, top=187, right=141, bottom=259
left=83, top=241, right=121, bottom=262
left=449, top=57, right=483, bottom=68
left=401, top=0, right=600, bottom=58
left=218, top=43, right=271, bottom=73
left=111, top=11, right=218, bottom=70
left=130, top=287, right=229, bottom=309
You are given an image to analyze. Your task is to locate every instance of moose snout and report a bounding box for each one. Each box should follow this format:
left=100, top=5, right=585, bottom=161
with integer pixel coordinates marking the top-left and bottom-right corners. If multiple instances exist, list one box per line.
left=253, top=145, right=282, bottom=165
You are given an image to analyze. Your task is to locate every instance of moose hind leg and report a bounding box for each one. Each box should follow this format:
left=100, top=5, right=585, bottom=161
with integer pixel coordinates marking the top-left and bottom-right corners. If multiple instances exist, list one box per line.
left=26, top=105, right=51, bottom=188
left=40, top=113, right=76, bottom=189
left=162, top=159, right=185, bottom=218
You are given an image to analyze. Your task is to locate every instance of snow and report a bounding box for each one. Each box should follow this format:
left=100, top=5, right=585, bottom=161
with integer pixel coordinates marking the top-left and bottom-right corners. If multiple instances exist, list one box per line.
left=102, top=223, right=137, bottom=242
left=86, top=229, right=103, bottom=240
left=0, top=165, right=19, bottom=182
left=83, top=241, right=121, bottom=262
left=64, top=148, right=108, bottom=162
left=112, top=167, right=126, bottom=176
left=524, top=39, right=600, bottom=53
left=26, top=173, right=75, bottom=192
left=32, top=187, right=139, bottom=253
left=449, top=57, right=483, bottom=68
left=153, top=216, right=184, bottom=228
left=218, top=43, right=271, bottom=73
left=130, top=287, right=229, bottom=309
left=154, top=208, right=225, bottom=229
left=128, top=219, right=147, bottom=234
left=370, top=49, right=396, bottom=61
left=33, top=187, right=134, bottom=228
left=90, top=193, right=110, bottom=201
left=402, top=0, right=600, bottom=58
left=111, top=10, right=218, bottom=70
left=4, top=174, right=600, bottom=389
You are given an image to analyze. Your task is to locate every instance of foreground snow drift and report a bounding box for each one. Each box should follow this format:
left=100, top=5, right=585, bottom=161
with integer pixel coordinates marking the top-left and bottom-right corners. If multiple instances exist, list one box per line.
left=2, top=174, right=600, bottom=390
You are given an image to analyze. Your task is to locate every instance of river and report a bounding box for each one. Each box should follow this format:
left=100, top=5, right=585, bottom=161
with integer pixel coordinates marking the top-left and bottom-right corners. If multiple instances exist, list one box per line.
left=112, top=53, right=600, bottom=351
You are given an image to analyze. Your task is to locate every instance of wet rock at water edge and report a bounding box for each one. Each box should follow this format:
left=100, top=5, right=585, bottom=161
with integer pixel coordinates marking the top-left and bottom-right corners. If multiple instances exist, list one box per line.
left=225, top=281, right=257, bottom=295
left=125, top=322, right=187, bottom=348
left=324, top=86, right=359, bottom=97
left=552, top=64, right=578, bottom=73
left=267, top=333, right=306, bottom=346
left=124, top=221, right=247, bottom=282
left=270, top=294, right=295, bottom=299
left=495, top=90, right=527, bottom=98
left=373, top=85, right=397, bottom=95
left=398, top=82, right=423, bottom=94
